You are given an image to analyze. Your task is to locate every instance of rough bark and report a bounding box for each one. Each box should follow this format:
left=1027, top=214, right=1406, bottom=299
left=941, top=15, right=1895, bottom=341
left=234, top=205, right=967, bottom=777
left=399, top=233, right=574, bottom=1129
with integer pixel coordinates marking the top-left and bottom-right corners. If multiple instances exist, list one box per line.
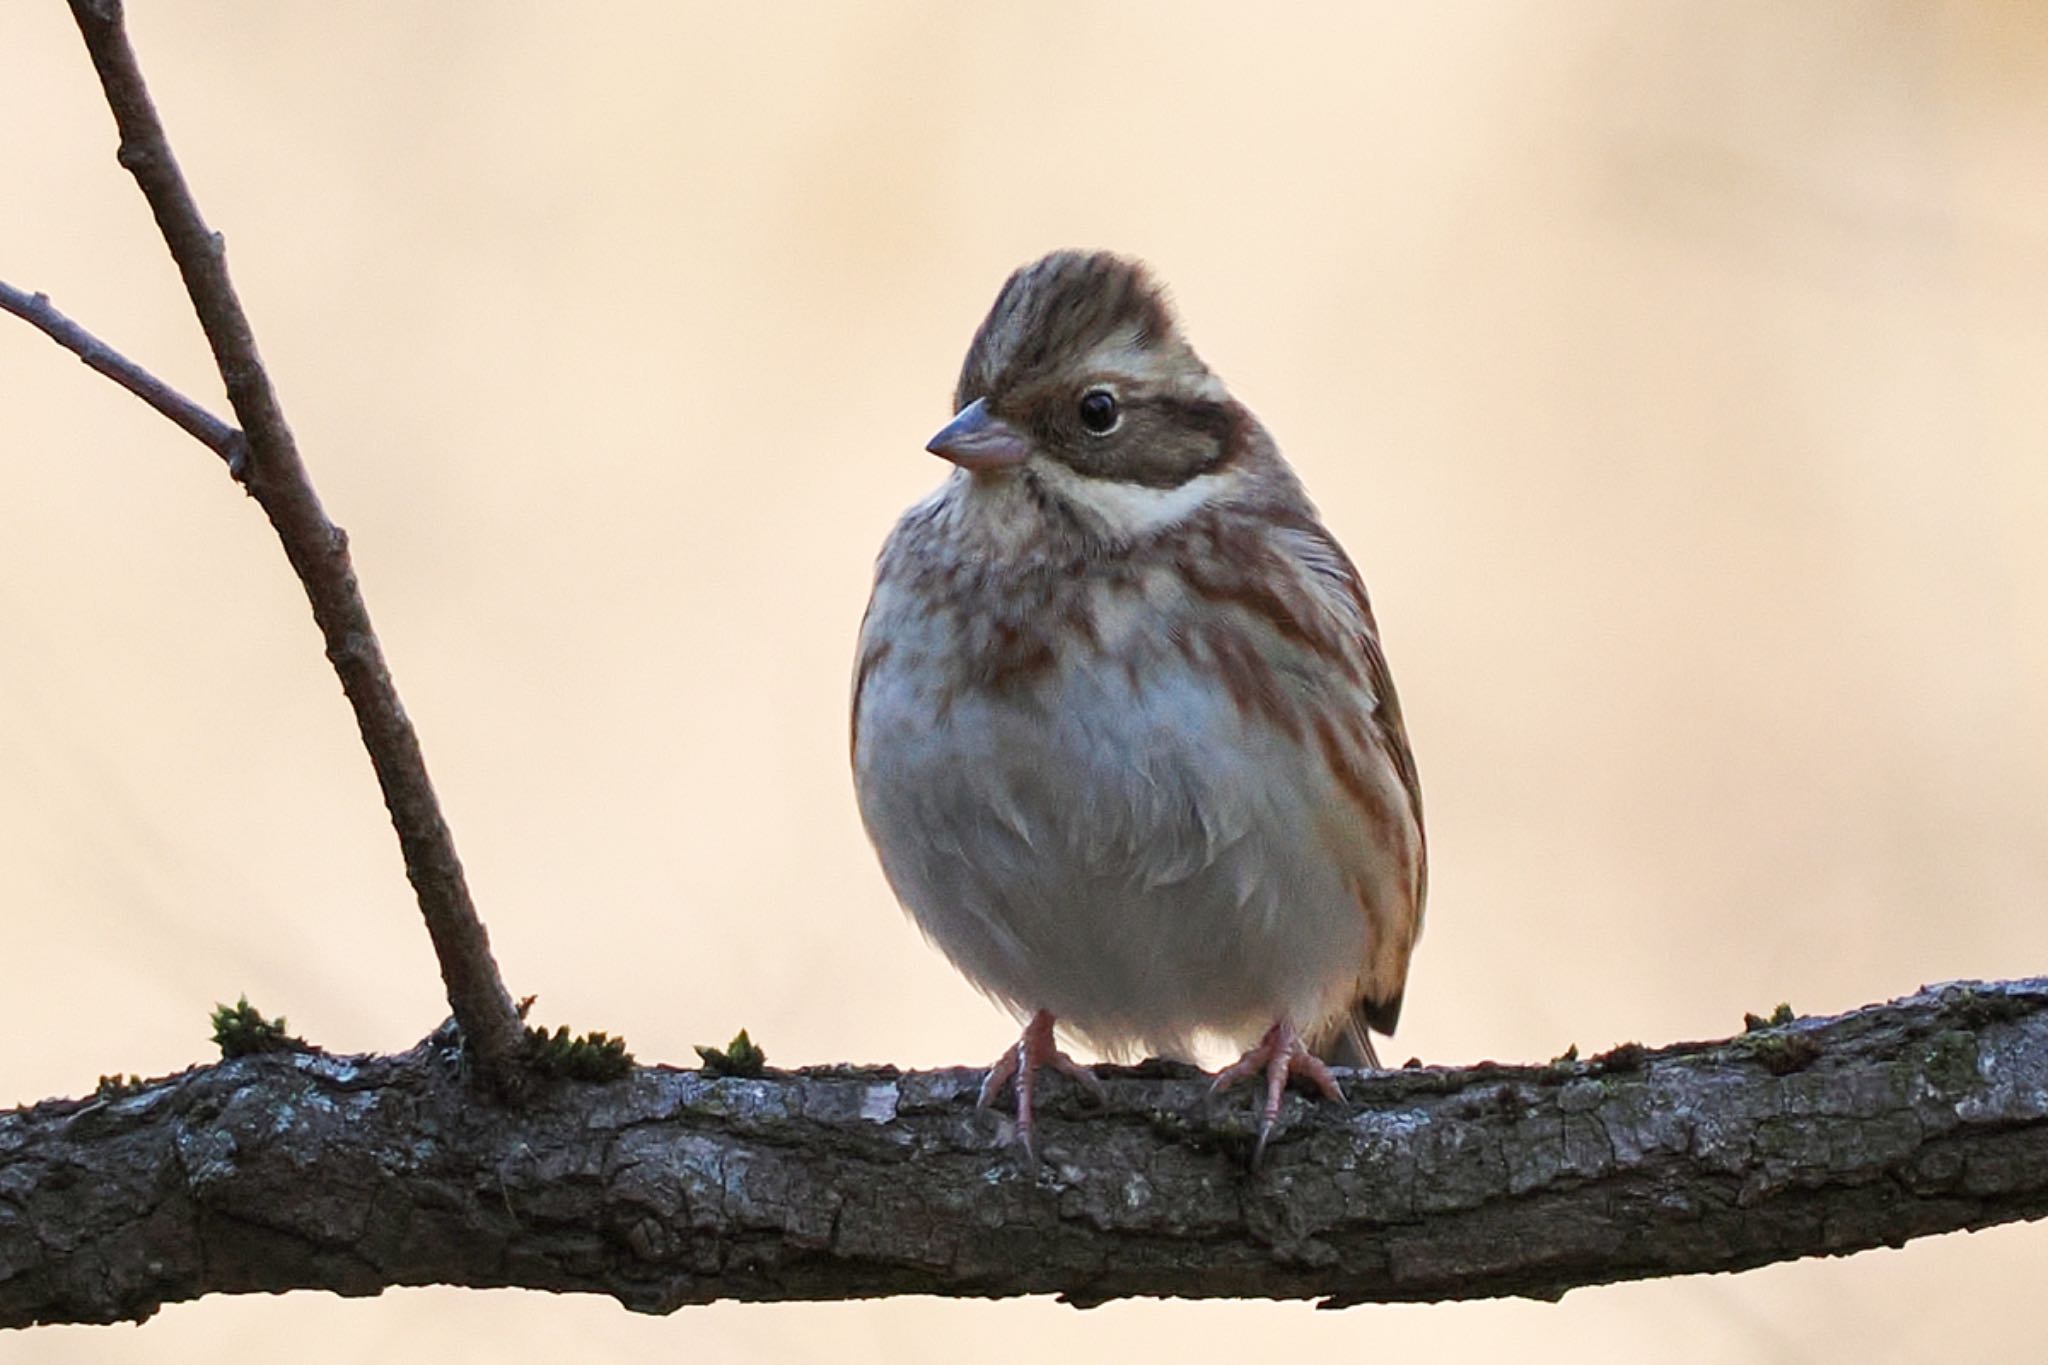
left=3, top=979, right=2043, bottom=1327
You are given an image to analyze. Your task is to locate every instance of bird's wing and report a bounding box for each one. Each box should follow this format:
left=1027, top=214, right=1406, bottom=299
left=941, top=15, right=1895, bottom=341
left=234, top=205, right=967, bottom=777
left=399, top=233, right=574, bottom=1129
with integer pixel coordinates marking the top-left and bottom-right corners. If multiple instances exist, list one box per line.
left=1274, top=517, right=1428, bottom=1049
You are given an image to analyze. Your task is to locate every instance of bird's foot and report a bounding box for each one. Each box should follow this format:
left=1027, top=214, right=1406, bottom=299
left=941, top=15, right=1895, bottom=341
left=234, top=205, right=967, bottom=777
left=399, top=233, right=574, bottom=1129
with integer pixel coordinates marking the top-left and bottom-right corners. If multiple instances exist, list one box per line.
left=978, top=1009, right=1104, bottom=1160
left=1211, top=1018, right=1345, bottom=1165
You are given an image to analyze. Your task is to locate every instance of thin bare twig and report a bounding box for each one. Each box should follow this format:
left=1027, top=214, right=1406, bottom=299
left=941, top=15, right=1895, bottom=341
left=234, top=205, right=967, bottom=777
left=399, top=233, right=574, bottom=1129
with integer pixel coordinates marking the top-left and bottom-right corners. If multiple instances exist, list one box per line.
left=0, top=280, right=247, bottom=474
left=50, top=0, right=527, bottom=1092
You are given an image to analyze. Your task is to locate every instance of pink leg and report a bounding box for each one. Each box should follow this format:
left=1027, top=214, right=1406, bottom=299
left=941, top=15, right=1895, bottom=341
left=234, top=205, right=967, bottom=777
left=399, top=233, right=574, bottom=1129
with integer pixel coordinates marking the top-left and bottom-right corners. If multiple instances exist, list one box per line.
left=1211, top=1019, right=1345, bottom=1163
left=977, top=1009, right=1105, bottom=1159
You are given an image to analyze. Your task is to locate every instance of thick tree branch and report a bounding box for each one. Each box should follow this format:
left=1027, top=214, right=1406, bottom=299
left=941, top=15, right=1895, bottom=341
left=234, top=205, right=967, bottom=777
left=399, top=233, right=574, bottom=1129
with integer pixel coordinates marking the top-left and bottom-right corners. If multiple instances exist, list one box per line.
left=46, top=0, right=525, bottom=1089
left=3, top=979, right=2044, bottom=1327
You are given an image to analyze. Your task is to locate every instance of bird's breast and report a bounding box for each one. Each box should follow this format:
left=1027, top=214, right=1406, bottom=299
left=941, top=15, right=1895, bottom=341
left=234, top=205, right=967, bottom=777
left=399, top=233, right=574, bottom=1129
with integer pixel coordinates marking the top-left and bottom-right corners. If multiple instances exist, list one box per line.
left=851, top=561, right=1381, bottom=1057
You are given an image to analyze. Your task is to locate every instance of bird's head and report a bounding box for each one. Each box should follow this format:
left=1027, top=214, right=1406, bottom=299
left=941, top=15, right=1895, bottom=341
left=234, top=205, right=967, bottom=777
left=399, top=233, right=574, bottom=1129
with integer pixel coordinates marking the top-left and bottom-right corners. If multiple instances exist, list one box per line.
left=928, top=251, right=1281, bottom=539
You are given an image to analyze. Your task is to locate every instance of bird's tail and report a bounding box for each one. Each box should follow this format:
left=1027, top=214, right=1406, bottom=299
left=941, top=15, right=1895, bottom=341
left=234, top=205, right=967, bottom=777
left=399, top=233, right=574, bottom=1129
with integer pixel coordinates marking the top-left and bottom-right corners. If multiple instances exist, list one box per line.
left=1310, top=1006, right=1383, bottom=1070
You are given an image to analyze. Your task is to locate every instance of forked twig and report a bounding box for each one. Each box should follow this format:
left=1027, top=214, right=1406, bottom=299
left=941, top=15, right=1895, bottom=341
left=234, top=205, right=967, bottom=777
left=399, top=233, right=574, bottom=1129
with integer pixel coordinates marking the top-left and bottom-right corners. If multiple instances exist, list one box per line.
left=0, top=281, right=246, bottom=473
left=1, top=0, right=531, bottom=1092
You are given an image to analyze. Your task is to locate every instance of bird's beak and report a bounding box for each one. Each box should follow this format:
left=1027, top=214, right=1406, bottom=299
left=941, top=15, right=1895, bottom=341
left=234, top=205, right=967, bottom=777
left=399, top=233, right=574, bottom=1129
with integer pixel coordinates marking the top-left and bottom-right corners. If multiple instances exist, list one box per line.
left=926, top=398, right=1031, bottom=471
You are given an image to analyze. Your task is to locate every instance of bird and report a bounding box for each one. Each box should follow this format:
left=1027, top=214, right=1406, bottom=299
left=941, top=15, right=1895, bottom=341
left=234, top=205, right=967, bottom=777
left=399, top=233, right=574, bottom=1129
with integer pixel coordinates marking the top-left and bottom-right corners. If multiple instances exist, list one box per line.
left=850, top=250, right=1426, bottom=1160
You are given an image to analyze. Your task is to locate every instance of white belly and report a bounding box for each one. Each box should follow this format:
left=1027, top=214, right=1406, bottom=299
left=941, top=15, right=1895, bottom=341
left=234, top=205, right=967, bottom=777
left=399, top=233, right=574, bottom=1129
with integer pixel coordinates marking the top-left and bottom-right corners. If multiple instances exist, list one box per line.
left=853, top=641, right=1371, bottom=1062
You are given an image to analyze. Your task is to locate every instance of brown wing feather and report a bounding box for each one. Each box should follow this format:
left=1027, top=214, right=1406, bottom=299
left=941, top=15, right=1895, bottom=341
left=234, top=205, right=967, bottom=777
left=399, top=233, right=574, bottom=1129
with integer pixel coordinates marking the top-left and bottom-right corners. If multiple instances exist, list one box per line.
left=1283, top=518, right=1427, bottom=1060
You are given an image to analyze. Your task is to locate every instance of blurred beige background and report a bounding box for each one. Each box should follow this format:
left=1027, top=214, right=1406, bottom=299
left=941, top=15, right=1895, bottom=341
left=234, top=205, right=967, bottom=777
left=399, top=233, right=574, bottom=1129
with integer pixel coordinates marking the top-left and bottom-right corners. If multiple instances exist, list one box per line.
left=3, top=2, right=2045, bottom=1361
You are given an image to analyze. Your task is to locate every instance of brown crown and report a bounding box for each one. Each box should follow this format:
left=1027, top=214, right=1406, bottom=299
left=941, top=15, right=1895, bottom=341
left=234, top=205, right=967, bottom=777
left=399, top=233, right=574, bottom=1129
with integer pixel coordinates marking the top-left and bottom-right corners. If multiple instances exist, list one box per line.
left=952, top=251, right=1181, bottom=411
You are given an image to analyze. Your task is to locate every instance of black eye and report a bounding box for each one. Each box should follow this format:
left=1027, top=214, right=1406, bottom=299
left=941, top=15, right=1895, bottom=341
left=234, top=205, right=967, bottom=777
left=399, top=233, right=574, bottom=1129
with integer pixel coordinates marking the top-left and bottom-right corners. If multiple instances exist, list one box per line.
left=1078, top=388, right=1119, bottom=434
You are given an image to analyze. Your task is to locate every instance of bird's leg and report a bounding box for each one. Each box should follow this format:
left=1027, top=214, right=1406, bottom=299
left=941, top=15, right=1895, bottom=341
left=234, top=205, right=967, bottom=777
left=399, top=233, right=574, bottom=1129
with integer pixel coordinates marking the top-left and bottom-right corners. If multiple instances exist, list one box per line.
left=977, top=1009, right=1104, bottom=1158
left=1211, top=1018, right=1345, bottom=1164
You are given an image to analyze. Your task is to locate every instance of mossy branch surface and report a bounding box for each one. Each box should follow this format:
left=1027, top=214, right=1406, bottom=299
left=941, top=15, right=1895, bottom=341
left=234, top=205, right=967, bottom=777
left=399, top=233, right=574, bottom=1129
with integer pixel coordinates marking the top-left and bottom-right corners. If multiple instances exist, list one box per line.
left=209, top=998, right=305, bottom=1060
left=525, top=1026, right=634, bottom=1082
left=3, top=978, right=2045, bottom=1327
left=695, top=1030, right=768, bottom=1078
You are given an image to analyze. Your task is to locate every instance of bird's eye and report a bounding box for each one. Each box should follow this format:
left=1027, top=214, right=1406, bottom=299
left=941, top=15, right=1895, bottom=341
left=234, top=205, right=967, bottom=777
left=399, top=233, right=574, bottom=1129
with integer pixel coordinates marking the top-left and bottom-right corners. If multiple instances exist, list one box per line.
left=1078, top=388, right=1120, bottom=435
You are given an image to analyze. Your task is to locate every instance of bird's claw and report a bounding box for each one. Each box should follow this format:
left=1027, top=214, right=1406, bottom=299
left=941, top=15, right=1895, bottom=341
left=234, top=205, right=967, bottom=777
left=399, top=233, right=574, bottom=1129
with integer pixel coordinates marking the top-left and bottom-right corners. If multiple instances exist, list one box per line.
left=978, top=1009, right=1103, bottom=1160
left=1211, top=1019, right=1345, bottom=1165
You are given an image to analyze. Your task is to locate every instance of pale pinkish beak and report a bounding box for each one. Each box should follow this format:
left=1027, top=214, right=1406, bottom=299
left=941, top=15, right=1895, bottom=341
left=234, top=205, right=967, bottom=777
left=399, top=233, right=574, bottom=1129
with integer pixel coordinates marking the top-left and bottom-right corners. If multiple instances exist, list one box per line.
left=927, top=398, right=1031, bottom=471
